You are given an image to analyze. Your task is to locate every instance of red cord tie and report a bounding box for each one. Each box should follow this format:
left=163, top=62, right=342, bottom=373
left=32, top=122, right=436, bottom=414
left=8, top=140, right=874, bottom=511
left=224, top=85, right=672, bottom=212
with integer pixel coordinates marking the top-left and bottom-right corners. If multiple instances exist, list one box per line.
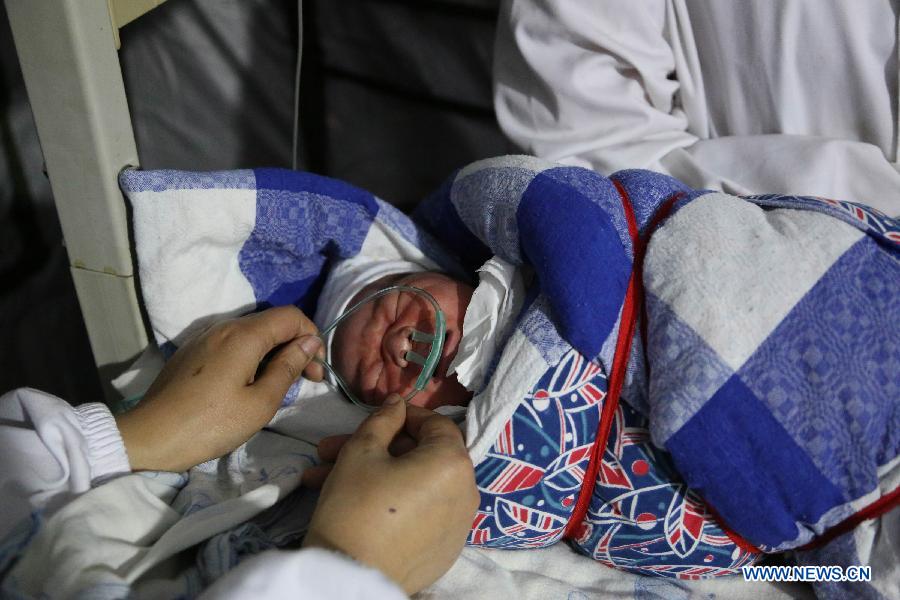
left=563, top=187, right=683, bottom=540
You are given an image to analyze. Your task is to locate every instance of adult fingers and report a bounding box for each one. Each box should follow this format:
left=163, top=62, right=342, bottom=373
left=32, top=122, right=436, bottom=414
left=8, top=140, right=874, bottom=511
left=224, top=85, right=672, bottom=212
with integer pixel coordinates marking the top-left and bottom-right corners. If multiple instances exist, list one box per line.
left=302, top=349, right=326, bottom=382
left=301, top=464, right=333, bottom=489
left=343, top=395, right=406, bottom=456
left=251, top=335, right=323, bottom=404
left=388, top=432, right=417, bottom=457
left=404, top=405, right=466, bottom=449
left=317, top=434, right=352, bottom=463
left=238, top=305, right=320, bottom=363
left=317, top=428, right=415, bottom=463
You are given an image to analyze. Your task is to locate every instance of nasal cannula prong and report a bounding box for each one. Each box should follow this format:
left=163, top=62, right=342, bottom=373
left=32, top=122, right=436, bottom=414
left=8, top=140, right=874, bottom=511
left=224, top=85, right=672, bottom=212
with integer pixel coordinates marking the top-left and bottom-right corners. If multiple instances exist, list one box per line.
left=404, top=350, right=427, bottom=366
left=410, top=330, right=434, bottom=343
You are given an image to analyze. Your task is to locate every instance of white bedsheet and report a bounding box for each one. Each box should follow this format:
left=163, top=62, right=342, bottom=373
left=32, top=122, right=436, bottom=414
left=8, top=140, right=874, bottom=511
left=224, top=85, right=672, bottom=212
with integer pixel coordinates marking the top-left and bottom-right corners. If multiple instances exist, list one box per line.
left=431, top=544, right=812, bottom=599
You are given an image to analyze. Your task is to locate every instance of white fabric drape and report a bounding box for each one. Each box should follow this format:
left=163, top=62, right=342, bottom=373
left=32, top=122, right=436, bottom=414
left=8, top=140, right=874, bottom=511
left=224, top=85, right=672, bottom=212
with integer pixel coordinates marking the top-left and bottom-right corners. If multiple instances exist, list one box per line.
left=495, top=0, right=900, bottom=216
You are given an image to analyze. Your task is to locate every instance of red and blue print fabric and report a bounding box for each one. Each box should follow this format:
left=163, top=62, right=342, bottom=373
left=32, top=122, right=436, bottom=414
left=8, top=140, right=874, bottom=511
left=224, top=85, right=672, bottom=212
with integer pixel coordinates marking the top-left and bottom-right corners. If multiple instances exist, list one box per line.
left=468, top=347, right=757, bottom=578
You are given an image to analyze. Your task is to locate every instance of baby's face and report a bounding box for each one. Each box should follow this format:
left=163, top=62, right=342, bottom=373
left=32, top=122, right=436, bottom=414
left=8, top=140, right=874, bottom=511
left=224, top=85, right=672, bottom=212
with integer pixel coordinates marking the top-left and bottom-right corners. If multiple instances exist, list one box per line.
left=331, top=271, right=474, bottom=410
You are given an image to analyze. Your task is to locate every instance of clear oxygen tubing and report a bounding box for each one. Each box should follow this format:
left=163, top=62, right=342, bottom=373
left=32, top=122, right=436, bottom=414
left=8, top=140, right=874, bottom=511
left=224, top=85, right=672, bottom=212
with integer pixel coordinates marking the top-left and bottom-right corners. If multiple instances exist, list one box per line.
left=292, top=0, right=303, bottom=170
left=316, top=285, right=446, bottom=411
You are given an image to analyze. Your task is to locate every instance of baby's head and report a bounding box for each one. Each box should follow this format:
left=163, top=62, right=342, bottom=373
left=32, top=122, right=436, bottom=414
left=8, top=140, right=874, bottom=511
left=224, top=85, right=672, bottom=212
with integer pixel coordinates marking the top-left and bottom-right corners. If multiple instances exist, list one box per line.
left=330, top=271, right=474, bottom=410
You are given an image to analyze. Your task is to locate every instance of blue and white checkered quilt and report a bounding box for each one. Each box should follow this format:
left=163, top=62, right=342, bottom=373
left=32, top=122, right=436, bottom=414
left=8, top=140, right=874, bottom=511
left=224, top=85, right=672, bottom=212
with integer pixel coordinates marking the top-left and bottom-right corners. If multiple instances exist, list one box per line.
left=119, top=155, right=899, bottom=585
left=416, top=157, right=899, bottom=567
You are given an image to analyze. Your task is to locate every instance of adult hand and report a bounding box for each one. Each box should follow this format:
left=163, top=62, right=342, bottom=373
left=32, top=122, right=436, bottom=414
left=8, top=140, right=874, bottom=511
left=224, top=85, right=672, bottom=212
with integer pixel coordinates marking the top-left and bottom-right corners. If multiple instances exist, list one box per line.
left=117, top=306, right=324, bottom=472
left=302, top=396, right=478, bottom=595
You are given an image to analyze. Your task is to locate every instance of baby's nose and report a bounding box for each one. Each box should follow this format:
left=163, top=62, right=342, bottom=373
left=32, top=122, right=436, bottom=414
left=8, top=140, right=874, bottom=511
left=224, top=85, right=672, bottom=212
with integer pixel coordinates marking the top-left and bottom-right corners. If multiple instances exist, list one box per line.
left=384, top=326, right=414, bottom=368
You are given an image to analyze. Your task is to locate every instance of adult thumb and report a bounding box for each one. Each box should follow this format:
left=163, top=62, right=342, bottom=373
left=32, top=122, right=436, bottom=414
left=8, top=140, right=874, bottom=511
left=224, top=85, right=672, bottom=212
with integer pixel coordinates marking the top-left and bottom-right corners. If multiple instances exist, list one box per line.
left=348, top=394, right=407, bottom=453
left=252, top=335, right=322, bottom=404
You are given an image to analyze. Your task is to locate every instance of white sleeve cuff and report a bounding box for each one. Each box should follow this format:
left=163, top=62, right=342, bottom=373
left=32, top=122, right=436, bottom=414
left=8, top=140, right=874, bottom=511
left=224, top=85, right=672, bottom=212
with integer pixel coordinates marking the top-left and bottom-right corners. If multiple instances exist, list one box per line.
left=200, top=547, right=406, bottom=600
left=73, top=402, right=132, bottom=481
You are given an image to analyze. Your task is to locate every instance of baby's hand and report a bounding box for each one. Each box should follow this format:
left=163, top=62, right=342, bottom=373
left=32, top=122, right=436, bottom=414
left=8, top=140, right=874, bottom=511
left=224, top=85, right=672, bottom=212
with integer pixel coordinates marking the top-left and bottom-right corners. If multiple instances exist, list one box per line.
left=116, top=306, right=324, bottom=472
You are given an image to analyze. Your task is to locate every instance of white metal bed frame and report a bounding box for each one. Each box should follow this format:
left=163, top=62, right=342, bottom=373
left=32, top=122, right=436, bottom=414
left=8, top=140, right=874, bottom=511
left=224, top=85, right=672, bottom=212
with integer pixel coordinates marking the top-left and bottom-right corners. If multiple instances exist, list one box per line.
left=5, top=0, right=170, bottom=396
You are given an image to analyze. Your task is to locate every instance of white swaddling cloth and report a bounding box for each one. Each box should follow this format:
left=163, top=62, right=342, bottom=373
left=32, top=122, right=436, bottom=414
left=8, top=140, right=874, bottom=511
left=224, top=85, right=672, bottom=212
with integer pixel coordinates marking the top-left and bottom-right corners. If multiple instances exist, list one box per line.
left=447, top=256, right=526, bottom=394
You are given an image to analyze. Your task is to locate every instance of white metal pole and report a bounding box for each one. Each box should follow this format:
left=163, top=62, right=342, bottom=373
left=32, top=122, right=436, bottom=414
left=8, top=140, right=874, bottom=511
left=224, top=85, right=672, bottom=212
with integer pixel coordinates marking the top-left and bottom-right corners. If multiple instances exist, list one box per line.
left=5, top=0, right=149, bottom=397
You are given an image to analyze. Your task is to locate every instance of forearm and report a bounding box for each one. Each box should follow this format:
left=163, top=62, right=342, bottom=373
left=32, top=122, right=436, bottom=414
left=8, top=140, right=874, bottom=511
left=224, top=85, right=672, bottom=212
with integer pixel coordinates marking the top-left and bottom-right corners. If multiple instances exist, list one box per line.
left=0, top=388, right=130, bottom=541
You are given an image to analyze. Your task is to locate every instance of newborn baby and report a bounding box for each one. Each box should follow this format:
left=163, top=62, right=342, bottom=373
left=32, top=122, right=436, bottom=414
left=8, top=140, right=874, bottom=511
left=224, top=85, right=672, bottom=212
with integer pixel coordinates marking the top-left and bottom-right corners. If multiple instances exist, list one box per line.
left=328, top=271, right=475, bottom=410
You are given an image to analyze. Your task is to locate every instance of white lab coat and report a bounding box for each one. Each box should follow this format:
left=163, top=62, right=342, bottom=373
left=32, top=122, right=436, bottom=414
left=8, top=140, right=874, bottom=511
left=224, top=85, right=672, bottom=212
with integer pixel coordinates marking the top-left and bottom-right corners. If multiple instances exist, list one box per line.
left=0, top=388, right=404, bottom=599
left=494, top=0, right=900, bottom=217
